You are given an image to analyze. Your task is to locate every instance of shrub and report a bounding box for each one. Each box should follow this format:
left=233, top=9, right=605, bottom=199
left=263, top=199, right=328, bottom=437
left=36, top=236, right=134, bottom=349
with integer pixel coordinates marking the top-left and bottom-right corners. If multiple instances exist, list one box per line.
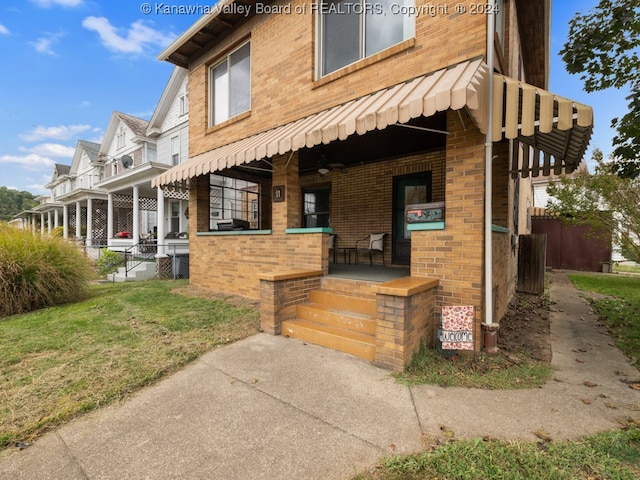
left=96, top=248, right=124, bottom=276
left=50, top=226, right=64, bottom=237
left=0, top=224, right=94, bottom=317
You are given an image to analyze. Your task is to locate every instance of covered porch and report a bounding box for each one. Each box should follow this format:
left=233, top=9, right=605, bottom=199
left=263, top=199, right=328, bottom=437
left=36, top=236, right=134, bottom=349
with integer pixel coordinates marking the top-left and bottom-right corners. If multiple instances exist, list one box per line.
left=153, top=58, right=593, bottom=371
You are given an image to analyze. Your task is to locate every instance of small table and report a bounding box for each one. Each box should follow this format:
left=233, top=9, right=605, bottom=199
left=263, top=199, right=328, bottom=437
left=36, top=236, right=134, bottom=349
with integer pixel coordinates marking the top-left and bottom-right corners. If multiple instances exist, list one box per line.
left=341, top=247, right=358, bottom=264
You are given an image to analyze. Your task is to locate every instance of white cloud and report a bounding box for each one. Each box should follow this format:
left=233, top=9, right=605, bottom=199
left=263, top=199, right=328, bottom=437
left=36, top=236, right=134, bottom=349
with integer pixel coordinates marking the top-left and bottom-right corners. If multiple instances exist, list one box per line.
left=29, top=32, right=66, bottom=55
left=80, top=100, right=90, bottom=107
left=82, top=16, right=176, bottom=55
left=0, top=24, right=10, bottom=35
left=20, top=143, right=75, bottom=158
left=30, top=0, right=83, bottom=7
left=20, top=124, right=92, bottom=142
left=0, top=153, right=55, bottom=169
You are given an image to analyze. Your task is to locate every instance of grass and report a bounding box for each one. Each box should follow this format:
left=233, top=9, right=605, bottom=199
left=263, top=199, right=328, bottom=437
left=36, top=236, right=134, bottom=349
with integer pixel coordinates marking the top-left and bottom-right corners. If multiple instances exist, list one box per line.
left=353, top=427, right=640, bottom=480
left=395, top=345, right=552, bottom=389
left=0, top=280, right=260, bottom=450
left=612, top=262, right=640, bottom=274
left=569, top=272, right=640, bottom=368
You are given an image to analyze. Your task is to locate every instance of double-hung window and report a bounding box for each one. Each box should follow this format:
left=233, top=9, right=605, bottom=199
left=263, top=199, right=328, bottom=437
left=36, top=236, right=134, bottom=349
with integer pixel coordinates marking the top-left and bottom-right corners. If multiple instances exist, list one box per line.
left=209, top=42, right=251, bottom=127
left=318, top=0, right=414, bottom=77
left=171, top=136, right=180, bottom=166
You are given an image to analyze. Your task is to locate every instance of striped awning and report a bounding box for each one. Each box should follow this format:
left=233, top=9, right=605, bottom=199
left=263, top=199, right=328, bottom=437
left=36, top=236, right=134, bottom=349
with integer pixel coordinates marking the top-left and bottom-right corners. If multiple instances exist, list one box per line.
left=153, top=59, right=593, bottom=187
left=492, top=74, right=593, bottom=177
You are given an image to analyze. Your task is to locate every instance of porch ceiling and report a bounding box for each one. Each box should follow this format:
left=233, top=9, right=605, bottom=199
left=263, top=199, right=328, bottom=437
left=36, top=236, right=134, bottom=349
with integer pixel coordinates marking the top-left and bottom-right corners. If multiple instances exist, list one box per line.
left=152, top=58, right=594, bottom=187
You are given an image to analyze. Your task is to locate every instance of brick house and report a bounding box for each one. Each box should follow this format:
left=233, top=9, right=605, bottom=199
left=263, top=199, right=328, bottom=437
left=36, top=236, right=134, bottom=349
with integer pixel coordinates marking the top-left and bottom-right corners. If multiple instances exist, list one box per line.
left=152, top=0, right=592, bottom=371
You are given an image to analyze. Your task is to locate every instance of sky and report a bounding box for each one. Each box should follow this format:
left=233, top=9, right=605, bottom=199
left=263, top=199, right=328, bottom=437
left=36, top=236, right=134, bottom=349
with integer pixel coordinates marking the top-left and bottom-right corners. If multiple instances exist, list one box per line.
left=0, top=0, right=631, bottom=195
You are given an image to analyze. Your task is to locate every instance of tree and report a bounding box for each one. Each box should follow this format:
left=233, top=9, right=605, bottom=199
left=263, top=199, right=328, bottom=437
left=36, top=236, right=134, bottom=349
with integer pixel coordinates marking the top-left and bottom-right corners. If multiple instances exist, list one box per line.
left=0, top=186, right=38, bottom=222
left=546, top=148, right=640, bottom=263
left=560, top=0, right=640, bottom=176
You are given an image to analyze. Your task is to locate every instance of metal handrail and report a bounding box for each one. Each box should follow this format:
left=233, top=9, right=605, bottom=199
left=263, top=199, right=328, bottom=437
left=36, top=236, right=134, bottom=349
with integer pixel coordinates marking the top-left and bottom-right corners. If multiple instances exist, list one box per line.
left=123, top=241, right=158, bottom=278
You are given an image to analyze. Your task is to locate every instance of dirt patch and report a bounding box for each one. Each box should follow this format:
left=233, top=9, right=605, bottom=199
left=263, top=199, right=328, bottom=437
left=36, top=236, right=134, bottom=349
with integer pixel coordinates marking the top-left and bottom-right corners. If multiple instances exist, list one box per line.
left=498, top=292, right=552, bottom=363
left=171, top=285, right=260, bottom=310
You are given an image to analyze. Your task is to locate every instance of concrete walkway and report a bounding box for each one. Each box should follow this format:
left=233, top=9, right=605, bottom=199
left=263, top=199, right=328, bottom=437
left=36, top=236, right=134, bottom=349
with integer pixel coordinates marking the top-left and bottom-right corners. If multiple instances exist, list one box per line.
left=1, top=271, right=638, bottom=479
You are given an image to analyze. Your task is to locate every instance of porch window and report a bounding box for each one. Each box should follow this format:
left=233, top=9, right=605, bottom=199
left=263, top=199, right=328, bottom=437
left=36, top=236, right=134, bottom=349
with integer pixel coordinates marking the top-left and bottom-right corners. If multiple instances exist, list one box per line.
left=303, top=186, right=330, bottom=227
left=209, top=174, right=260, bottom=230
left=209, top=42, right=251, bottom=127
left=170, top=201, right=181, bottom=233
left=318, top=0, right=414, bottom=76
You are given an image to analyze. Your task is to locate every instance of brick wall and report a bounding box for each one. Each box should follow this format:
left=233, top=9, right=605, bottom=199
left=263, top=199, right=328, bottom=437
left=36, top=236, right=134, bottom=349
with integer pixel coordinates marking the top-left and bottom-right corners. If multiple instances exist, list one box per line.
left=300, top=150, right=446, bottom=265
left=410, top=110, right=485, bottom=346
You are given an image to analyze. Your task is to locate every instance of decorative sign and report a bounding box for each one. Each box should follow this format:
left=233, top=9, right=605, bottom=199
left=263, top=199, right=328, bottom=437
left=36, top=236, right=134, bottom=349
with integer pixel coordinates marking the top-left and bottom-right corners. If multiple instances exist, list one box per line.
left=440, top=305, right=474, bottom=350
left=406, top=202, right=445, bottom=223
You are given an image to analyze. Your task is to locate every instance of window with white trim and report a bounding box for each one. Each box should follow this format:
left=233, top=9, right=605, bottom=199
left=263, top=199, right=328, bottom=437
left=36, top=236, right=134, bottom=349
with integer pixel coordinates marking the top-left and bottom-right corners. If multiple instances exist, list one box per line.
left=179, top=92, right=189, bottom=115
left=116, top=125, right=126, bottom=149
left=171, top=136, right=180, bottom=165
left=208, top=42, right=251, bottom=127
left=318, top=0, right=414, bottom=77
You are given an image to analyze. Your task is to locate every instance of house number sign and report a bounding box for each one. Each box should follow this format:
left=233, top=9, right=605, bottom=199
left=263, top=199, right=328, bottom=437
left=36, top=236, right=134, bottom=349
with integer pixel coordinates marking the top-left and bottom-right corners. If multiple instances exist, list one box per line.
left=273, top=185, right=285, bottom=202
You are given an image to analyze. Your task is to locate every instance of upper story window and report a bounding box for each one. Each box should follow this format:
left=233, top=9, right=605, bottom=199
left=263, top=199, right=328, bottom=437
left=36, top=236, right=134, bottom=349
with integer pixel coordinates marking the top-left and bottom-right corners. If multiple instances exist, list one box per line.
left=208, top=42, right=251, bottom=127
left=179, top=92, right=189, bottom=115
left=116, top=125, right=126, bottom=149
left=318, top=0, right=415, bottom=77
left=171, top=136, right=180, bottom=165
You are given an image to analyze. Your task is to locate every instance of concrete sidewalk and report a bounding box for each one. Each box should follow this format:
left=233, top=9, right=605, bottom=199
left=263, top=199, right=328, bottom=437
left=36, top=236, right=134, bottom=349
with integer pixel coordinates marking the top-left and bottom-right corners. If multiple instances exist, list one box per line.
left=1, top=271, right=639, bottom=479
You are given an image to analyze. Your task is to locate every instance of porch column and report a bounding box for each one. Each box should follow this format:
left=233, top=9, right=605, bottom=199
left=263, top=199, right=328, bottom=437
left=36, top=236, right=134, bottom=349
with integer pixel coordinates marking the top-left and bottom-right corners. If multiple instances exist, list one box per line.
left=156, top=187, right=166, bottom=256
left=63, top=204, right=69, bottom=239
left=54, top=208, right=59, bottom=228
left=75, top=201, right=82, bottom=238
left=271, top=152, right=301, bottom=233
left=132, top=185, right=140, bottom=242
left=86, top=197, right=93, bottom=246
left=47, top=211, right=52, bottom=234
left=40, top=213, right=45, bottom=235
left=107, top=193, right=114, bottom=240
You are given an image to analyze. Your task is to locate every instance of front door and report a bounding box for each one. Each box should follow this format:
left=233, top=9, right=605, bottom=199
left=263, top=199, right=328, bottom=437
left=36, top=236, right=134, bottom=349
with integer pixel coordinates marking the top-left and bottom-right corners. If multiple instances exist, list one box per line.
left=392, top=173, right=432, bottom=265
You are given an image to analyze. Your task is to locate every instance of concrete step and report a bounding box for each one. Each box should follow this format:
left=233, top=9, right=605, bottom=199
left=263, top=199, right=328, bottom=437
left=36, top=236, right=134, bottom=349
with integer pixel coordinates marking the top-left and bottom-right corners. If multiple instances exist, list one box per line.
left=309, top=289, right=376, bottom=317
left=112, top=261, right=156, bottom=282
left=320, top=277, right=377, bottom=299
left=296, top=302, right=375, bottom=335
left=281, top=319, right=376, bottom=361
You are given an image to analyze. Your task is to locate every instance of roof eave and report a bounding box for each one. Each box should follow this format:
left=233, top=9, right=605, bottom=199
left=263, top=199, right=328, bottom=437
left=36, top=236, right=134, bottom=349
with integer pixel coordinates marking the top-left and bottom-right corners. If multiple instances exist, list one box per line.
left=157, top=0, right=238, bottom=66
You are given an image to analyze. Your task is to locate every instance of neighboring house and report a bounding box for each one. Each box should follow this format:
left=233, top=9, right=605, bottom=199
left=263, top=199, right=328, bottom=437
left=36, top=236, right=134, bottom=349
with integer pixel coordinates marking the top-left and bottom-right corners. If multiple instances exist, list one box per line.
left=17, top=162, right=73, bottom=236
left=12, top=67, right=191, bottom=277
left=145, top=66, right=191, bottom=256
left=93, top=111, right=159, bottom=249
left=54, top=140, right=107, bottom=246
left=151, top=0, right=594, bottom=371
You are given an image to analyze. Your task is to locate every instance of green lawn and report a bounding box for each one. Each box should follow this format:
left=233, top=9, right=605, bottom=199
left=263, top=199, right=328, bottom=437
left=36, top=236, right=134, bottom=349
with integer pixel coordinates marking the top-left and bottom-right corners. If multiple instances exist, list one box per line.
left=0, top=280, right=260, bottom=449
left=569, top=272, right=640, bottom=368
left=354, top=428, right=640, bottom=480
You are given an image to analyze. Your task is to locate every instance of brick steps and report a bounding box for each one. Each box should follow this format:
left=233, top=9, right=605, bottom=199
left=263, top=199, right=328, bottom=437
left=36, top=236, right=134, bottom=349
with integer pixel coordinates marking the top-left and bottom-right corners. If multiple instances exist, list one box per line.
left=281, top=289, right=376, bottom=360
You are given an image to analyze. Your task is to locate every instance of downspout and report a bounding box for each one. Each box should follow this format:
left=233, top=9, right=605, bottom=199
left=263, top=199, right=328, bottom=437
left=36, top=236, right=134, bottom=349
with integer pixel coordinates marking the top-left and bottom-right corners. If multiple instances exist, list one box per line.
left=483, top=4, right=499, bottom=352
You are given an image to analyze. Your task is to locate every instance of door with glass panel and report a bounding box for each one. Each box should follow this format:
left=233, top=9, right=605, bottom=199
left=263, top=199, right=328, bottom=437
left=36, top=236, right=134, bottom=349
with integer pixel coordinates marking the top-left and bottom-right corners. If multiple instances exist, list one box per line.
left=392, top=173, right=431, bottom=265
